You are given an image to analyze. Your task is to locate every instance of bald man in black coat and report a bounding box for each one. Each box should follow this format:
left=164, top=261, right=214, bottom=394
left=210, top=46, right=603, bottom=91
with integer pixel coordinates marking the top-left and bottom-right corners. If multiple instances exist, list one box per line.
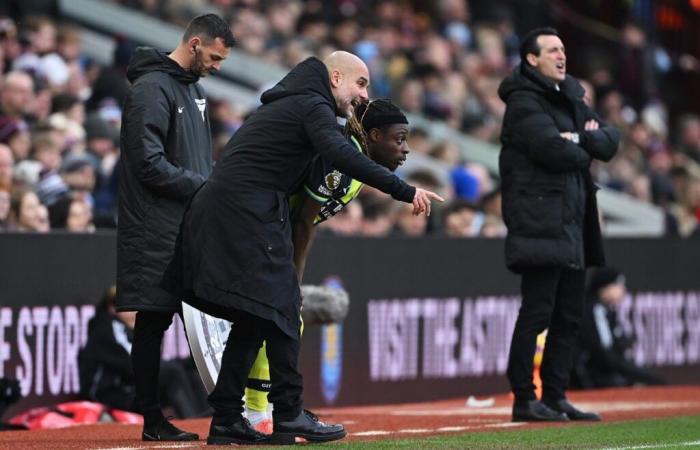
left=166, top=51, right=441, bottom=445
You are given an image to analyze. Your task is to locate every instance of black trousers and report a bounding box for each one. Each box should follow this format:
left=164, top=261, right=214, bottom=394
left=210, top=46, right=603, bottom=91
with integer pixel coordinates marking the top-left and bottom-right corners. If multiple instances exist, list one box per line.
left=507, top=266, right=586, bottom=402
left=132, top=310, right=207, bottom=423
left=208, top=309, right=303, bottom=424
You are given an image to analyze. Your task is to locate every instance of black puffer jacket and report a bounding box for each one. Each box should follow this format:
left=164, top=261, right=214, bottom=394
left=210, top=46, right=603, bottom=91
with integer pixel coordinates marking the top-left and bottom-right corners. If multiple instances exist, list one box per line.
left=166, top=57, right=415, bottom=339
left=117, top=47, right=211, bottom=312
left=498, top=63, right=619, bottom=273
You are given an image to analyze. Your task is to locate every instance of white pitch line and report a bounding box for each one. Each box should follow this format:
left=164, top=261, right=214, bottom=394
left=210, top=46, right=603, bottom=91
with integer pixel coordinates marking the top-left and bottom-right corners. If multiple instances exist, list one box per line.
left=392, top=407, right=511, bottom=416
left=398, top=428, right=432, bottom=434
left=436, top=426, right=470, bottom=432
left=98, top=444, right=204, bottom=449
left=353, top=430, right=392, bottom=436
left=391, top=401, right=700, bottom=417
left=484, top=422, right=524, bottom=428
left=598, top=440, right=700, bottom=450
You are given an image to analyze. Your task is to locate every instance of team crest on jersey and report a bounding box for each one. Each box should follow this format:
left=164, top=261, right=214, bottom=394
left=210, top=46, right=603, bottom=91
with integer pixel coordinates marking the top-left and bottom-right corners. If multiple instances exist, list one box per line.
left=194, top=98, right=206, bottom=122
left=325, top=170, right=342, bottom=191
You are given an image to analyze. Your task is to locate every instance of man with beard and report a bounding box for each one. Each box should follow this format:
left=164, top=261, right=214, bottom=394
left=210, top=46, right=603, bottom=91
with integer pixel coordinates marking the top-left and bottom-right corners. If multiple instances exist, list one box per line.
left=242, top=99, right=411, bottom=432
left=165, top=52, right=442, bottom=445
left=116, top=14, right=234, bottom=442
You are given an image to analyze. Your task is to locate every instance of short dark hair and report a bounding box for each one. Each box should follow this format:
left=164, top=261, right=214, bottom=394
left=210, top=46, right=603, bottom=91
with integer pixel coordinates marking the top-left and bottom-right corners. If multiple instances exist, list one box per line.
left=183, top=14, right=235, bottom=48
left=519, top=27, right=559, bottom=64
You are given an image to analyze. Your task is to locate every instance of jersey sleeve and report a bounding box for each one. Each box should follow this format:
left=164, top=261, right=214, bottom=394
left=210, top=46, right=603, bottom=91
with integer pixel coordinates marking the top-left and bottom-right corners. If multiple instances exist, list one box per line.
left=302, top=155, right=335, bottom=204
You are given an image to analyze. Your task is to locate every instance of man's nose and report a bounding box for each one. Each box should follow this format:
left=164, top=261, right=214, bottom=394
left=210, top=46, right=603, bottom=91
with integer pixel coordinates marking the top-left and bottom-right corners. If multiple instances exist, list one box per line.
left=359, top=88, right=369, bottom=102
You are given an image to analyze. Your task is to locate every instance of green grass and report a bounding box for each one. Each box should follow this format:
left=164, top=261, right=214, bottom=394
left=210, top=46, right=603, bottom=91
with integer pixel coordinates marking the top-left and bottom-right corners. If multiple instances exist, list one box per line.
left=292, top=415, right=700, bottom=449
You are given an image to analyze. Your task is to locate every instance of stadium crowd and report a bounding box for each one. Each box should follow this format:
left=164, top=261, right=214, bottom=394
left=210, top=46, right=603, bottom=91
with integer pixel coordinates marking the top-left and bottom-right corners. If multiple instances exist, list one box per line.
left=0, top=1, right=699, bottom=237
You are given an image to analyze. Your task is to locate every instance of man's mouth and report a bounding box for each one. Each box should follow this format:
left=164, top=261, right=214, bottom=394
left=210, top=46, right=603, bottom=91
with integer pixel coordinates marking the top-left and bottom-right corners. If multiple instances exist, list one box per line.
left=556, top=62, right=565, bottom=71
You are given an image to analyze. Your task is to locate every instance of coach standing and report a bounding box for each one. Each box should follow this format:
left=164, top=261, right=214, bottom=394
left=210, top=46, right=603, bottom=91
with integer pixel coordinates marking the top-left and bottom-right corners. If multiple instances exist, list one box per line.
left=498, top=27, right=619, bottom=422
left=166, top=51, right=442, bottom=445
left=116, top=14, right=234, bottom=441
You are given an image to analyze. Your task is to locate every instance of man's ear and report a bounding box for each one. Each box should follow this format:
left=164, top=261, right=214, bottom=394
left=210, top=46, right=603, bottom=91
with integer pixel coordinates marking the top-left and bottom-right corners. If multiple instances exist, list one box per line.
left=329, top=69, right=342, bottom=88
left=526, top=53, right=538, bottom=67
left=188, top=37, right=202, bottom=53
left=368, top=128, right=379, bottom=142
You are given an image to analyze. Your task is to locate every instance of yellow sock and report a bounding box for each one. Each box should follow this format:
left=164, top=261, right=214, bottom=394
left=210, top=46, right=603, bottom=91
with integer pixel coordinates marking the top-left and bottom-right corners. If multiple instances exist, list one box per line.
left=245, top=343, right=270, bottom=412
left=244, top=318, right=305, bottom=412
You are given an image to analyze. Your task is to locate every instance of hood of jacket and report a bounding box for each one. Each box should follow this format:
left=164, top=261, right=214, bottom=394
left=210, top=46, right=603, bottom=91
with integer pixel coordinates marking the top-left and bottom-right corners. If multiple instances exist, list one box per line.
left=498, top=62, right=584, bottom=103
left=126, top=47, right=199, bottom=84
left=260, top=57, right=337, bottom=111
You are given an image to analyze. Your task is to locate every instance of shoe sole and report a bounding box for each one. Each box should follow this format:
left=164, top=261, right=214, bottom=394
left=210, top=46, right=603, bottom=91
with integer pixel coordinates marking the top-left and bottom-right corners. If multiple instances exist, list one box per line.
left=142, top=432, right=199, bottom=441
left=270, top=429, right=347, bottom=445
left=512, top=415, right=569, bottom=422
left=206, top=435, right=270, bottom=445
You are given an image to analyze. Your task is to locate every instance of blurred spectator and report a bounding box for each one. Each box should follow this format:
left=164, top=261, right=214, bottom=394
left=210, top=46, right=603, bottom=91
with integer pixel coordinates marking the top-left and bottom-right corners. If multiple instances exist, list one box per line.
left=0, top=117, right=31, bottom=161
left=7, top=188, right=49, bottom=232
left=572, top=267, right=666, bottom=389
left=407, top=127, right=430, bottom=155
left=480, top=188, right=502, bottom=220
left=441, top=199, right=483, bottom=237
left=48, top=195, right=94, bottom=232
left=0, top=187, right=9, bottom=229
left=0, top=70, right=34, bottom=121
left=393, top=202, right=428, bottom=236
left=0, top=143, right=13, bottom=188
left=83, top=114, right=118, bottom=177
left=360, top=195, right=395, bottom=237
left=78, top=286, right=209, bottom=417
left=617, top=21, right=657, bottom=111
left=61, top=156, right=97, bottom=194
left=677, top=114, right=700, bottom=164
left=480, top=213, right=506, bottom=238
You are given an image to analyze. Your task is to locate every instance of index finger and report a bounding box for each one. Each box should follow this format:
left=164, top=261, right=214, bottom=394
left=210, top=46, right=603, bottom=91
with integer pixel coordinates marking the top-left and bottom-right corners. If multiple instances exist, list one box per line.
left=427, top=191, right=445, bottom=202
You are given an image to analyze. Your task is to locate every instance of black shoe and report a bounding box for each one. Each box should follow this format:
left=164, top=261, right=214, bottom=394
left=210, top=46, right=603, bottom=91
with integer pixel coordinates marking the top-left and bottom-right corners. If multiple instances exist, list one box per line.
left=207, top=417, right=271, bottom=445
left=142, top=417, right=199, bottom=441
left=512, top=400, right=569, bottom=422
left=271, top=409, right=347, bottom=444
left=544, top=399, right=601, bottom=421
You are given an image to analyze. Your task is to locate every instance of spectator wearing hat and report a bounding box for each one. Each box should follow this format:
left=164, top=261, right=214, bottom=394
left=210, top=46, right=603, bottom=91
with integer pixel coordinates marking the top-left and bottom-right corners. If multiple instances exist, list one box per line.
left=573, top=267, right=666, bottom=389
left=84, top=114, right=118, bottom=176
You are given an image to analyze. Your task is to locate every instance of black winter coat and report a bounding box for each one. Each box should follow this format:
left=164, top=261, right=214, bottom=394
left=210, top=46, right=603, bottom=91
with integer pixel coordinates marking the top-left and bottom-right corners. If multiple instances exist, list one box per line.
left=498, top=63, right=619, bottom=273
left=165, top=57, right=415, bottom=338
left=117, top=47, right=211, bottom=312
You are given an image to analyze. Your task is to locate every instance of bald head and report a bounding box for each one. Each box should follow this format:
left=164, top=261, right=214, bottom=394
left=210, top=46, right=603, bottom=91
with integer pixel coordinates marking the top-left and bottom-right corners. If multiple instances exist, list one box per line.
left=323, top=51, right=367, bottom=74
left=323, top=51, right=370, bottom=118
left=1, top=71, right=35, bottom=119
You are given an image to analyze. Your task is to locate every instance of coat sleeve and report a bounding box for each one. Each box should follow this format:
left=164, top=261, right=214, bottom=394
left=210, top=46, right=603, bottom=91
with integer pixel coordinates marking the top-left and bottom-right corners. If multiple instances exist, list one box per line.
left=579, top=109, right=620, bottom=162
left=122, top=81, right=206, bottom=201
left=302, top=99, right=415, bottom=203
left=504, top=91, right=591, bottom=172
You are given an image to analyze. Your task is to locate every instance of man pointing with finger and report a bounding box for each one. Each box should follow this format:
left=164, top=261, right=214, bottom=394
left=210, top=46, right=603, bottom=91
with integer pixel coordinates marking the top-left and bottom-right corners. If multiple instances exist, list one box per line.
left=498, top=27, right=619, bottom=423
left=165, top=51, right=442, bottom=445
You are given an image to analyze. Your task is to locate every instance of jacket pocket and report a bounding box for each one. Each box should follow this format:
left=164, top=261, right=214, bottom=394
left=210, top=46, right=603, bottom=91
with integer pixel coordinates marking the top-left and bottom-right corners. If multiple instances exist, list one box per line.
left=511, top=187, right=564, bottom=238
